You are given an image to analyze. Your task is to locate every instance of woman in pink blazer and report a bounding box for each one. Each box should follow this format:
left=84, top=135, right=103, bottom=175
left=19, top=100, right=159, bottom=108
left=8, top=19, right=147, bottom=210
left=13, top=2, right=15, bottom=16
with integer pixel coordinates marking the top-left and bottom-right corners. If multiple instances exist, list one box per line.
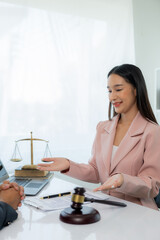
left=38, top=64, right=160, bottom=210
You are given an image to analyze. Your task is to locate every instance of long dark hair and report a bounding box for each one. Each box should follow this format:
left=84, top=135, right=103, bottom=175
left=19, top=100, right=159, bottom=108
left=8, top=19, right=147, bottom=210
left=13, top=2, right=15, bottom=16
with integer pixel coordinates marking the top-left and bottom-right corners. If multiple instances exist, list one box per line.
left=108, top=64, right=157, bottom=124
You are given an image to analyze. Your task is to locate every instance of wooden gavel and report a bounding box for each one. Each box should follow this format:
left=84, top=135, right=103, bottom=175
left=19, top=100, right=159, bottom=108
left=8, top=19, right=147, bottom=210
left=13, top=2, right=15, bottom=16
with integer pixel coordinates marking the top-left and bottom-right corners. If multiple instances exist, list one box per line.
left=71, top=187, right=127, bottom=209
left=60, top=187, right=127, bottom=224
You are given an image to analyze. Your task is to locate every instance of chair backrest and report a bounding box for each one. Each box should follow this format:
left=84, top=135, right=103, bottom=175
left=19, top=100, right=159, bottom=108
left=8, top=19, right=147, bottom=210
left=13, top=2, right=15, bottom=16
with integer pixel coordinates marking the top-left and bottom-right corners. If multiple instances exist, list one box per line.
left=154, top=190, right=160, bottom=208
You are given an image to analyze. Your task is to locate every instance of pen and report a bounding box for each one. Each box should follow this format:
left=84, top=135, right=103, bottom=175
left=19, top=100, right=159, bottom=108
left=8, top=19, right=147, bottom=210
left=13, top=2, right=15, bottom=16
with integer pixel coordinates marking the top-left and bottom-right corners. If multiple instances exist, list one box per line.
left=40, top=191, right=71, bottom=199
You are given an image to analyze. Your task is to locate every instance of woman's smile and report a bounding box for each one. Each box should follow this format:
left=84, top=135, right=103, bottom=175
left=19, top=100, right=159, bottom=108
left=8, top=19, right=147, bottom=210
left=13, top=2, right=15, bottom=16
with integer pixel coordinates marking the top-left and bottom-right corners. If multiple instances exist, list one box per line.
left=112, top=101, right=122, bottom=108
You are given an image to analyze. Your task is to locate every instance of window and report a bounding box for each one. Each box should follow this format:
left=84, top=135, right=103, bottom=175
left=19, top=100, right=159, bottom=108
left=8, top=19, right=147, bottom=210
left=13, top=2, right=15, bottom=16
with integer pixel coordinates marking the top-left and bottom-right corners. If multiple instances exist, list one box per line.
left=0, top=0, right=134, bottom=171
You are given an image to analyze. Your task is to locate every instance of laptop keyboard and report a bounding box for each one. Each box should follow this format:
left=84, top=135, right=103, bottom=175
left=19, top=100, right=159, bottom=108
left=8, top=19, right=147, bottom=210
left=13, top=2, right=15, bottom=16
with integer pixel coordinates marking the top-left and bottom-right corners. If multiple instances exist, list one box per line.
left=26, top=182, right=43, bottom=188
left=10, top=178, right=31, bottom=187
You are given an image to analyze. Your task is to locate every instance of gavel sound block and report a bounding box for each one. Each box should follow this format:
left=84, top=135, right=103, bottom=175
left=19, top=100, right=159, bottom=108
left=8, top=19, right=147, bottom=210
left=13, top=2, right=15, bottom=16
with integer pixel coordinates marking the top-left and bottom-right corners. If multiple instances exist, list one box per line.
left=60, top=187, right=127, bottom=225
left=60, top=187, right=100, bottom=224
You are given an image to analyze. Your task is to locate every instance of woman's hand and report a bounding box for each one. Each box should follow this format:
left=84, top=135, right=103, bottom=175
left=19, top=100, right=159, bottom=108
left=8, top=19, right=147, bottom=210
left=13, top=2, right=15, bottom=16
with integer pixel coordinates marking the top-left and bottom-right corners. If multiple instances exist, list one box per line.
left=94, top=174, right=124, bottom=192
left=37, top=157, right=70, bottom=172
left=0, top=187, right=21, bottom=210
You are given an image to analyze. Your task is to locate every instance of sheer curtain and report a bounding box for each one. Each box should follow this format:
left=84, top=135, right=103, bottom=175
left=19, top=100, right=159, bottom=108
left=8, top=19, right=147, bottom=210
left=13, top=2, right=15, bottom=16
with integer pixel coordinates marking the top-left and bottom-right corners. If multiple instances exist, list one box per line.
left=0, top=0, right=135, bottom=172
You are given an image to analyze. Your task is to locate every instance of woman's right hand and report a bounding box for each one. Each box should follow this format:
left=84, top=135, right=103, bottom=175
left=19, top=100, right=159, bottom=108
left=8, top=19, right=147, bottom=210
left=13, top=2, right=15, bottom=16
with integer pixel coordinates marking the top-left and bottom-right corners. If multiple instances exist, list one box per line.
left=37, top=157, right=70, bottom=172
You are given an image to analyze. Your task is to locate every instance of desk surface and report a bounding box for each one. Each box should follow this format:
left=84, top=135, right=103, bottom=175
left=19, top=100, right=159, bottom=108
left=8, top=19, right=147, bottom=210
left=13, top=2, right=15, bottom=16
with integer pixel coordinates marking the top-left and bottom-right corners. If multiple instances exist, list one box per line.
left=1, top=176, right=160, bottom=240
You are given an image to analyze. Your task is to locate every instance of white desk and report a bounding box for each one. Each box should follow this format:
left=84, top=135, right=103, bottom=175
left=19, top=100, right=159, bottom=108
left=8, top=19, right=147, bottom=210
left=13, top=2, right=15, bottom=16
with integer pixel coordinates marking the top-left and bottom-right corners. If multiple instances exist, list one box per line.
left=1, top=177, right=160, bottom=240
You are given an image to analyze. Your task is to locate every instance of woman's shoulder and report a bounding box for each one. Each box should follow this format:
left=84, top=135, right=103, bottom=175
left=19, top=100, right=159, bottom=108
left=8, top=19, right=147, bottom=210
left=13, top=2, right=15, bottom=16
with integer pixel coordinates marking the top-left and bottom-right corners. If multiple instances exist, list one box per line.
left=96, top=115, right=118, bottom=131
left=131, top=112, right=160, bottom=135
left=145, top=119, right=160, bottom=133
left=96, top=120, right=109, bottom=129
left=142, top=120, right=160, bottom=145
left=136, top=114, right=160, bottom=140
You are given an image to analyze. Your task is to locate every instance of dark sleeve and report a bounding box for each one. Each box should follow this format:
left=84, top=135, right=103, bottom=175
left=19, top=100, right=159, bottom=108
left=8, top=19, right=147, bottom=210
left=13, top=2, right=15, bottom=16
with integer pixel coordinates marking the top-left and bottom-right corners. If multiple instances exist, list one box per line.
left=0, top=201, right=18, bottom=230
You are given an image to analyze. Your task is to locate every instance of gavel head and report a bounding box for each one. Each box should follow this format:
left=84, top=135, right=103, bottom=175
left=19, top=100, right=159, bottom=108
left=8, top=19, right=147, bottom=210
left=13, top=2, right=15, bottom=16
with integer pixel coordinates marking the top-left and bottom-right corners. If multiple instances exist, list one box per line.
left=71, top=187, right=86, bottom=210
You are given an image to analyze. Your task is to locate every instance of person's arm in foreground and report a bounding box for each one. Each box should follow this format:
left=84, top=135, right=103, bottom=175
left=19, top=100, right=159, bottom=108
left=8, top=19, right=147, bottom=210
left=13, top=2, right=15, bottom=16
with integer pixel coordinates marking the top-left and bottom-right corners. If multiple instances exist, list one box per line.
left=0, top=183, right=24, bottom=230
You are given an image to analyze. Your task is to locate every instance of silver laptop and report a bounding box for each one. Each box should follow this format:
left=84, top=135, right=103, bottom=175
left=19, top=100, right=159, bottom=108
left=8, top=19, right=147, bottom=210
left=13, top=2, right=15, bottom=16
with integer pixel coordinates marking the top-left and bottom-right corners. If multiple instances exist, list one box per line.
left=0, top=159, right=51, bottom=196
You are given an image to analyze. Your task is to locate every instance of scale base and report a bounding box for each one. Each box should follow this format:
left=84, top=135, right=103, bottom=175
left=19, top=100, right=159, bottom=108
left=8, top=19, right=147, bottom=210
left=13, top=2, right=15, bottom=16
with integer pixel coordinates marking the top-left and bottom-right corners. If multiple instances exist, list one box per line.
left=60, top=206, right=101, bottom=225
left=15, top=166, right=48, bottom=177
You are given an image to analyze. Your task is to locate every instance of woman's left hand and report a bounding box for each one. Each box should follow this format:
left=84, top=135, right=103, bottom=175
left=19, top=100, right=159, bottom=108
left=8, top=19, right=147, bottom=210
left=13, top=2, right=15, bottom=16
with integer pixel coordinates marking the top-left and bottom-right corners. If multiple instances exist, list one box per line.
left=94, top=174, right=124, bottom=192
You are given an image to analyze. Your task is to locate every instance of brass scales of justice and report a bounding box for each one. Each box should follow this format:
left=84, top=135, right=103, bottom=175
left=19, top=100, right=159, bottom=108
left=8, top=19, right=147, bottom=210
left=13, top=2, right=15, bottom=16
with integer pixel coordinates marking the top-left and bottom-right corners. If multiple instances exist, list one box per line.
left=10, top=132, right=52, bottom=177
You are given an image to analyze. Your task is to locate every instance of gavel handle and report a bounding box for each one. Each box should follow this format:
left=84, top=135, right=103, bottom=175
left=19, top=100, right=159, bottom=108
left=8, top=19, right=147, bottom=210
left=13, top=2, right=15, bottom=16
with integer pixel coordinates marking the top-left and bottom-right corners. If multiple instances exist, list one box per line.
left=84, top=197, right=127, bottom=207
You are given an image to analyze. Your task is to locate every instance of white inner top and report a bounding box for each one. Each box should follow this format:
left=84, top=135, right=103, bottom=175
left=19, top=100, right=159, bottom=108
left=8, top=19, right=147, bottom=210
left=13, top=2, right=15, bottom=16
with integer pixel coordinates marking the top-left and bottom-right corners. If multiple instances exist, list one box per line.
left=111, top=145, right=118, bottom=161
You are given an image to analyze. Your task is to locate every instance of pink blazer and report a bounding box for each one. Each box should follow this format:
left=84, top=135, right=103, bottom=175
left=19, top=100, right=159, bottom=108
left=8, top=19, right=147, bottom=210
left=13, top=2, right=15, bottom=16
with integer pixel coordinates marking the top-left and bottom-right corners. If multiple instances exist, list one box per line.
left=65, top=112, right=160, bottom=210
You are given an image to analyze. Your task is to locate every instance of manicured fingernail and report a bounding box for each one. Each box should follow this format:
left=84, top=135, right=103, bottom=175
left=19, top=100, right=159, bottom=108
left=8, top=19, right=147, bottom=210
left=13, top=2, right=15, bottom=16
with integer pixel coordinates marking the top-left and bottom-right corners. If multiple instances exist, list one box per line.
left=111, top=185, right=115, bottom=188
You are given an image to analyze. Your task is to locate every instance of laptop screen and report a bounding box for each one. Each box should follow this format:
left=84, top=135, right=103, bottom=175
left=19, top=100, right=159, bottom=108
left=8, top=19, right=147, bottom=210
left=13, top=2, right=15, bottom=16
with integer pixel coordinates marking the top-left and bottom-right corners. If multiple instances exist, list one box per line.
left=0, top=160, right=9, bottom=183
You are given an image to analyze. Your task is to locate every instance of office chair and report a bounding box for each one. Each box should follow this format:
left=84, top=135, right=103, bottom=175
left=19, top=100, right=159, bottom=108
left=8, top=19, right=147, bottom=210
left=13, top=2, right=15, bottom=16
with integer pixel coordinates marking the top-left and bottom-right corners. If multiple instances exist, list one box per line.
left=154, top=190, right=160, bottom=208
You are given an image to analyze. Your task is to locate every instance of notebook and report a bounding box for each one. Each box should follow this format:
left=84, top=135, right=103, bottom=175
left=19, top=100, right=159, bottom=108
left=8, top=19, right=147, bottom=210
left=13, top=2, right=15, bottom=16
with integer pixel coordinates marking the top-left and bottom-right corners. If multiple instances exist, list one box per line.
left=0, top=159, right=52, bottom=196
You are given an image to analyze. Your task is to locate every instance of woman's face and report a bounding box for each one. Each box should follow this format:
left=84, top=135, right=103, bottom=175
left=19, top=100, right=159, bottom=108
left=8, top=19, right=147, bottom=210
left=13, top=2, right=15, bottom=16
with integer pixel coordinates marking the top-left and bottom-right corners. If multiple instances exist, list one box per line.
left=107, top=73, right=137, bottom=115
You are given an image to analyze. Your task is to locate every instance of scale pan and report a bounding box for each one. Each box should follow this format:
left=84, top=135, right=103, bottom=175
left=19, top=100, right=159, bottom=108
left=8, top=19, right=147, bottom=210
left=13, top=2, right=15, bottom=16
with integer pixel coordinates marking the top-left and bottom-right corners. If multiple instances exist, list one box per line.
left=10, top=158, right=22, bottom=162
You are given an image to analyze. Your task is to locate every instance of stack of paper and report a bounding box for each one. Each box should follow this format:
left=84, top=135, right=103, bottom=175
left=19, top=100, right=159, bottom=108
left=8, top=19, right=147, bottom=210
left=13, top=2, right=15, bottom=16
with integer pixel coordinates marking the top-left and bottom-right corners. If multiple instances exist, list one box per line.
left=24, top=190, right=109, bottom=211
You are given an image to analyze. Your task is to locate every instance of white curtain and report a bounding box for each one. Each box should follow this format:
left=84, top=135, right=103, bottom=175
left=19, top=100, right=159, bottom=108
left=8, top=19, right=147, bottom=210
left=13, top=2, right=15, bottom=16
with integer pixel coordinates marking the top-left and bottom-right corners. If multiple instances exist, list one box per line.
left=0, top=0, right=135, bottom=172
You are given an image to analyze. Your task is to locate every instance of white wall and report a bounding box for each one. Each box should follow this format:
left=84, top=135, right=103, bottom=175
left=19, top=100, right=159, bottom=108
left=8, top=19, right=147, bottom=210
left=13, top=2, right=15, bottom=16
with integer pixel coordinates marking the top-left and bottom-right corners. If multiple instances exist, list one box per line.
left=132, top=0, right=160, bottom=112
left=0, top=0, right=130, bottom=20
left=0, top=0, right=134, bottom=189
left=2, top=0, right=159, bottom=110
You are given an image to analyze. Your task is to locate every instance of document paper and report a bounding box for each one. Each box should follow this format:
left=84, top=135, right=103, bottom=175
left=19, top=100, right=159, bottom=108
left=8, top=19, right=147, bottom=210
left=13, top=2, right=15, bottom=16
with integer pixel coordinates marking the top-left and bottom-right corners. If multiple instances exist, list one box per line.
left=24, top=190, right=109, bottom=211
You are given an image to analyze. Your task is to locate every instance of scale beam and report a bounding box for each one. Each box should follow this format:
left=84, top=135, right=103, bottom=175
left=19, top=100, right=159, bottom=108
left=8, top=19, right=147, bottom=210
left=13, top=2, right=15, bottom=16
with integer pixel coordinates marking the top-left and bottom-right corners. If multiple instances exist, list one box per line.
left=16, top=139, right=48, bottom=142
